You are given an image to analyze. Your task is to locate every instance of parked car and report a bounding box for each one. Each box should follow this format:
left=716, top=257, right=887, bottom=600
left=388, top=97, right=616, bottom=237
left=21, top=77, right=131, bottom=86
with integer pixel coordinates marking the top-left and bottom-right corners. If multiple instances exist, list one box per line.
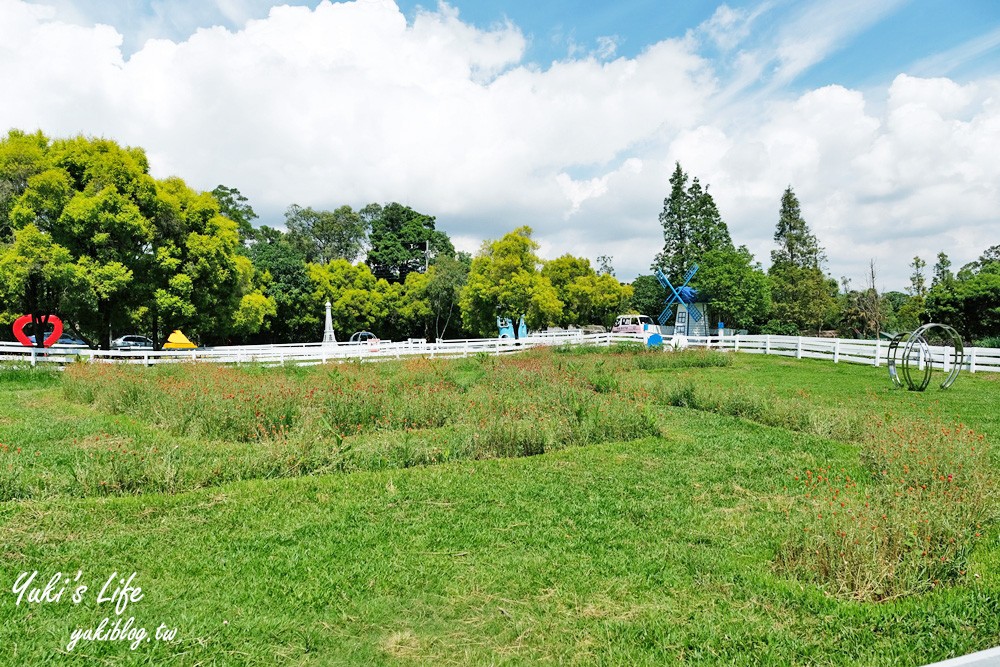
left=27, top=334, right=88, bottom=346
left=611, top=314, right=656, bottom=335
left=112, top=335, right=154, bottom=350
left=55, top=334, right=88, bottom=346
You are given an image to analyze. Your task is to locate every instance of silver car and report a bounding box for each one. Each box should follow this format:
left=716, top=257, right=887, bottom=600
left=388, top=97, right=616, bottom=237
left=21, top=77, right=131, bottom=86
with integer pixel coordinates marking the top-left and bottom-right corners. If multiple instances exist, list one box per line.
left=112, top=335, right=154, bottom=349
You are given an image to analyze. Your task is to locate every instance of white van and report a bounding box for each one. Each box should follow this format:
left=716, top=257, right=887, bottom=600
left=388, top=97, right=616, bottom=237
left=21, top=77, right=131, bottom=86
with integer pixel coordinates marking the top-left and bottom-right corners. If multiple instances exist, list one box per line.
left=611, top=314, right=656, bottom=334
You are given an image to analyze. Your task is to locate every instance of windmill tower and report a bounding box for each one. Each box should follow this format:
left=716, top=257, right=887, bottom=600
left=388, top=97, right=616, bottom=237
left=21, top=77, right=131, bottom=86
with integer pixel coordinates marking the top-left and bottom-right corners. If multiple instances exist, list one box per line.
left=654, top=265, right=710, bottom=338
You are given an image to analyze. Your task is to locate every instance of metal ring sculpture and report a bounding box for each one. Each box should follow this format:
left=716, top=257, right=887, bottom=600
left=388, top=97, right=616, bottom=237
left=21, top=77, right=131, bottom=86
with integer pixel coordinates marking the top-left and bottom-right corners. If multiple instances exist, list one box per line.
left=887, top=323, right=963, bottom=391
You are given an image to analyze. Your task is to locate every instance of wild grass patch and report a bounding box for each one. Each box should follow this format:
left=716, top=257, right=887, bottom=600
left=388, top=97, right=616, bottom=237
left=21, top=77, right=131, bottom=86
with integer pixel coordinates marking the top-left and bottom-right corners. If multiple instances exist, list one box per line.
left=777, top=420, right=996, bottom=600
left=0, top=363, right=60, bottom=387
left=47, top=349, right=661, bottom=497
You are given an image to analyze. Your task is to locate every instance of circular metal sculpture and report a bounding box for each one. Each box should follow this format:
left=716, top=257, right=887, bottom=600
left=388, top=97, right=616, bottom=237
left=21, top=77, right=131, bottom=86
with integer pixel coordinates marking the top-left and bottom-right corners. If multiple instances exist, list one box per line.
left=887, top=323, right=963, bottom=391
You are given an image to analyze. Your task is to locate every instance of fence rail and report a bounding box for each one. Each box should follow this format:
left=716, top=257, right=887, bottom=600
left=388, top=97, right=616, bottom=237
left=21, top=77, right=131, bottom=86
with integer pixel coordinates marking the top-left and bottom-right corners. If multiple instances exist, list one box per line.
left=2, top=333, right=999, bottom=374
left=719, top=334, right=1000, bottom=374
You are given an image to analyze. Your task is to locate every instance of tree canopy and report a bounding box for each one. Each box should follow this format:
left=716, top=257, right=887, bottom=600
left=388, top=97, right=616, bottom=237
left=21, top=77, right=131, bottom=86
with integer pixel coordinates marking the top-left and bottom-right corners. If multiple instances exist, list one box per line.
left=926, top=246, right=1000, bottom=340
left=460, top=227, right=562, bottom=336
left=767, top=186, right=836, bottom=333
left=0, top=132, right=271, bottom=348
left=771, top=187, right=823, bottom=270
left=365, top=203, right=454, bottom=283
left=285, top=204, right=368, bottom=264
left=2, top=130, right=996, bottom=347
left=654, top=162, right=734, bottom=284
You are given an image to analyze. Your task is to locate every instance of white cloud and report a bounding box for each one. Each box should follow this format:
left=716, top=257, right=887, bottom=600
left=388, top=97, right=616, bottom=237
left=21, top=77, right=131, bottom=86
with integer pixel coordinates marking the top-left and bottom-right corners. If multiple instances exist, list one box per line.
left=698, top=3, right=770, bottom=52
left=769, top=0, right=907, bottom=86
left=1, top=0, right=999, bottom=290
left=594, top=35, right=618, bottom=60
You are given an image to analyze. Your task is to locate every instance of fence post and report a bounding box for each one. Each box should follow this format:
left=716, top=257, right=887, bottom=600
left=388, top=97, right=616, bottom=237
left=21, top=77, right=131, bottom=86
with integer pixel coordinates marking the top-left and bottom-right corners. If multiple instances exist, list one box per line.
left=31, top=347, right=36, bottom=367
left=833, top=339, right=840, bottom=364
left=943, top=346, right=952, bottom=373
left=970, top=348, right=977, bottom=373
left=734, top=335, right=740, bottom=352
left=874, top=340, right=881, bottom=367
left=796, top=336, right=802, bottom=359
left=765, top=335, right=771, bottom=355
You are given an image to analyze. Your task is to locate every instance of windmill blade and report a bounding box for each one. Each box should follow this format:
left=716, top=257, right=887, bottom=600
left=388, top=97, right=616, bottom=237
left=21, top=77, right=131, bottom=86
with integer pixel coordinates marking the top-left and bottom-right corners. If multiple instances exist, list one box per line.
left=654, top=268, right=671, bottom=289
left=688, top=305, right=703, bottom=322
left=681, top=264, right=699, bottom=286
left=657, top=306, right=674, bottom=325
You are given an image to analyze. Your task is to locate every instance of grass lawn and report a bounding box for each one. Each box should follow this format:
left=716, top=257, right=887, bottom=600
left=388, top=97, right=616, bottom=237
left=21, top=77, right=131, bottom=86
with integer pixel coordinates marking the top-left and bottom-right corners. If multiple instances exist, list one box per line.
left=0, top=349, right=997, bottom=665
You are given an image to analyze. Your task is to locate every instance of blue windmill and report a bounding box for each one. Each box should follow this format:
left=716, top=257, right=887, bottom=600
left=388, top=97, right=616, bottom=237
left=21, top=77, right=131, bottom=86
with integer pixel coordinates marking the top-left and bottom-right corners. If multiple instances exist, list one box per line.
left=654, top=264, right=702, bottom=326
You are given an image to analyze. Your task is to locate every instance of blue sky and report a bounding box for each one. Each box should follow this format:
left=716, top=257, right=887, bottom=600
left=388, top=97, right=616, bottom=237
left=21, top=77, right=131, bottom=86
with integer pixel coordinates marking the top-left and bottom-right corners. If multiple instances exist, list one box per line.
left=3, top=0, right=1000, bottom=288
left=68, top=0, right=1000, bottom=87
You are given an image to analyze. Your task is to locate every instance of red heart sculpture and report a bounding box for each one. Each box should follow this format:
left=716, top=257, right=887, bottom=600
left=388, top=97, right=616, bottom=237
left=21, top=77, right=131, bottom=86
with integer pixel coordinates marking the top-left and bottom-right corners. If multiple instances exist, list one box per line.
left=12, top=314, right=63, bottom=348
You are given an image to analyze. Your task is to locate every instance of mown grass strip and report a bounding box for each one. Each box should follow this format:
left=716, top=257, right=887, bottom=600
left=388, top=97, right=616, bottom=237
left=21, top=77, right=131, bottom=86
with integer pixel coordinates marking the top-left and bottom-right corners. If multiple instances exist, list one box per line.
left=1, top=413, right=997, bottom=665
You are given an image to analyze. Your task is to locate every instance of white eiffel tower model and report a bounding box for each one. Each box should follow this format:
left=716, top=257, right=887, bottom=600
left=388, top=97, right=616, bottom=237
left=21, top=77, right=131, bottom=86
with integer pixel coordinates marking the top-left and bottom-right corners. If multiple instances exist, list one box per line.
left=322, top=301, right=337, bottom=343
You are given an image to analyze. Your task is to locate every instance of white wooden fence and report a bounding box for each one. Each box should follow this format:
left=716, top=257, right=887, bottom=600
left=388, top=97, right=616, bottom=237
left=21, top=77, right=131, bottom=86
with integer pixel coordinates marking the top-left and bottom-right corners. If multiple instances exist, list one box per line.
left=1, top=332, right=999, bottom=374
left=718, top=334, right=1000, bottom=374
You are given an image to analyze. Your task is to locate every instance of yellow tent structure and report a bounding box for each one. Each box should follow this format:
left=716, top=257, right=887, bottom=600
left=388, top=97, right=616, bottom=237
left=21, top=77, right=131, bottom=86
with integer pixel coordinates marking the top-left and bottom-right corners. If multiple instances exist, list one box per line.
left=163, top=329, right=197, bottom=349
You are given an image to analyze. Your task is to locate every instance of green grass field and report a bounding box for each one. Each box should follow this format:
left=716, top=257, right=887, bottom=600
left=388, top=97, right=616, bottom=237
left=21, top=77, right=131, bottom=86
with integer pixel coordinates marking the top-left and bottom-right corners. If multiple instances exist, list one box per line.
left=0, top=349, right=997, bottom=665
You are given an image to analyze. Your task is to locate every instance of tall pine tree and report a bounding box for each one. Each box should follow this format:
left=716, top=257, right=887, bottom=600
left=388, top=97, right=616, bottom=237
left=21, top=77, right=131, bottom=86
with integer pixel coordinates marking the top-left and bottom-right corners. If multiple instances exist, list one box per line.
left=653, top=163, right=690, bottom=282
left=653, top=163, right=733, bottom=283
left=767, top=186, right=836, bottom=333
left=771, top=186, right=822, bottom=269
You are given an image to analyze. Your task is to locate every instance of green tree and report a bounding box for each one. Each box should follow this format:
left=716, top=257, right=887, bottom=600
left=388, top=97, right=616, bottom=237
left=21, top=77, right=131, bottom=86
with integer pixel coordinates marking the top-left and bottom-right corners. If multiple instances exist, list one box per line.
left=541, top=254, right=631, bottom=328
left=285, top=204, right=368, bottom=264
left=380, top=270, right=433, bottom=341
left=425, top=254, right=469, bottom=340
left=695, top=246, right=771, bottom=331
left=460, top=226, right=562, bottom=336
left=896, top=256, right=928, bottom=330
left=687, top=178, right=733, bottom=258
left=769, top=264, right=838, bottom=334
left=908, top=256, right=927, bottom=298
left=246, top=226, right=315, bottom=343
left=771, top=186, right=822, bottom=269
left=767, top=186, right=836, bottom=333
left=0, top=130, right=49, bottom=242
left=653, top=163, right=734, bottom=283
left=932, top=252, right=954, bottom=288
left=882, top=290, right=913, bottom=332
left=0, top=224, right=83, bottom=346
left=144, top=177, right=268, bottom=346
left=628, top=275, right=668, bottom=320
left=365, top=203, right=454, bottom=283
left=541, top=254, right=591, bottom=327
left=926, top=245, right=1000, bottom=340
left=653, top=163, right=690, bottom=281
left=6, top=135, right=158, bottom=347
left=837, top=260, right=886, bottom=338
left=563, top=273, right=633, bottom=329
left=1, top=132, right=270, bottom=348
left=307, top=260, right=386, bottom=338
left=212, top=185, right=258, bottom=244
